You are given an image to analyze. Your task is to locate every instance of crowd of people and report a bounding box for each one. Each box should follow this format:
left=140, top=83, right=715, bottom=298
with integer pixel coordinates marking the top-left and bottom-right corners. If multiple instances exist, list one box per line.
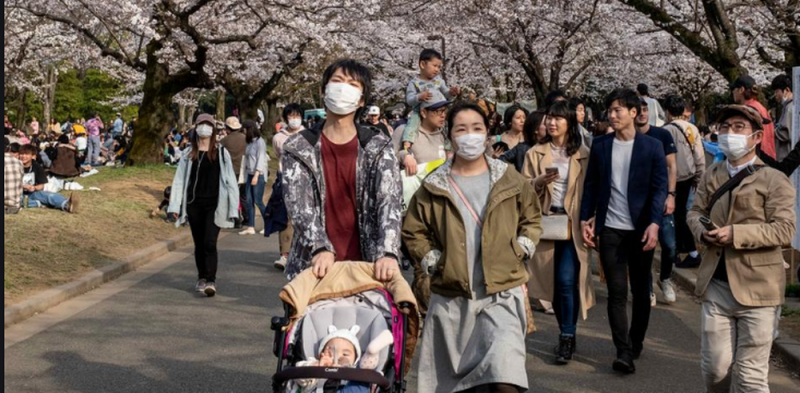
left=4, top=112, right=135, bottom=215
left=160, top=49, right=800, bottom=393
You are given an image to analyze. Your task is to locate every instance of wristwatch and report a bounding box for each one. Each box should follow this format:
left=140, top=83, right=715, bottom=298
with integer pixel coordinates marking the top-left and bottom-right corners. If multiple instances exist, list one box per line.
left=667, top=191, right=677, bottom=197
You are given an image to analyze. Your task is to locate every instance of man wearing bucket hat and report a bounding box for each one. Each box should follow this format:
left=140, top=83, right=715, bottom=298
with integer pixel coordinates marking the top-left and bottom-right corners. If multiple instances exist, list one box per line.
left=221, top=116, right=247, bottom=229
left=688, top=104, right=796, bottom=393
left=364, top=106, right=392, bottom=138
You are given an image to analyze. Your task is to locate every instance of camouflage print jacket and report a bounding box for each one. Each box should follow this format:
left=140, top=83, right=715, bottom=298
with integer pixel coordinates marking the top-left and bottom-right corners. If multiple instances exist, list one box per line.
left=281, top=122, right=403, bottom=280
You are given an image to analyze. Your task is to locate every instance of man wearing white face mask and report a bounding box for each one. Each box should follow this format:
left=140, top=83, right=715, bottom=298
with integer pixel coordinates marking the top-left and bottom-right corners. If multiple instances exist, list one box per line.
left=688, top=105, right=796, bottom=393
left=281, top=60, right=403, bottom=282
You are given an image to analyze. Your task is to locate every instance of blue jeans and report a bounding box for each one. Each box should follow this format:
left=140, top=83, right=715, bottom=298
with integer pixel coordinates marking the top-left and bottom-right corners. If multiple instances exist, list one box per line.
left=553, top=240, right=580, bottom=336
left=245, top=174, right=267, bottom=227
left=24, top=191, right=68, bottom=210
left=658, top=214, right=677, bottom=282
left=85, top=135, right=102, bottom=165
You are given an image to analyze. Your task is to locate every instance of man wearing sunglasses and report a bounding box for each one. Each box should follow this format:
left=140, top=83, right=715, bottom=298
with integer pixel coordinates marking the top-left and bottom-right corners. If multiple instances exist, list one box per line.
left=688, top=105, right=796, bottom=393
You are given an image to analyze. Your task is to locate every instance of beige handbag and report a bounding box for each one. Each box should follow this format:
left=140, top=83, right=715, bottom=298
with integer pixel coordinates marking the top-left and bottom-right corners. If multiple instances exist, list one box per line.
left=541, top=214, right=571, bottom=241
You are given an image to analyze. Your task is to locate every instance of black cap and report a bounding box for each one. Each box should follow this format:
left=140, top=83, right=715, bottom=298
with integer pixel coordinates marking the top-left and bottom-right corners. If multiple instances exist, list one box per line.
left=730, top=75, right=756, bottom=90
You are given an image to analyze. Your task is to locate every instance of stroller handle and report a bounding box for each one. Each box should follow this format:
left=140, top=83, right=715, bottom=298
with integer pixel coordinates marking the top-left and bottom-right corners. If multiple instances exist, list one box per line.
left=273, top=366, right=390, bottom=389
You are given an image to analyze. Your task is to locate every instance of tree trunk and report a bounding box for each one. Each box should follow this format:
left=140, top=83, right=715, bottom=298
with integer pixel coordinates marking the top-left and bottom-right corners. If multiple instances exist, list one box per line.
left=177, top=103, right=186, bottom=134
left=216, top=90, right=225, bottom=121
left=129, top=60, right=176, bottom=165
left=42, top=65, right=57, bottom=128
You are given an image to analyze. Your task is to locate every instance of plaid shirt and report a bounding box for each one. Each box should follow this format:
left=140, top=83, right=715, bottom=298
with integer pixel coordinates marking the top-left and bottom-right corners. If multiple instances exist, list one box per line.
left=5, top=154, right=23, bottom=208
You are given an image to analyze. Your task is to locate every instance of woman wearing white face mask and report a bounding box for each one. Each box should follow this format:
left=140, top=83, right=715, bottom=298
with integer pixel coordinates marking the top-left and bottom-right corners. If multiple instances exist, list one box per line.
left=168, top=114, right=240, bottom=297
left=403, top=103, right=542, bottom=393
left=269, top=104, right=304, bottom=270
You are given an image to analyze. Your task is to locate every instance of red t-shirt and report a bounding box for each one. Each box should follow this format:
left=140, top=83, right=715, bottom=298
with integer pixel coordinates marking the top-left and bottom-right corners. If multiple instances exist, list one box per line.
left=744, top=99, right=776, bottom=159
left=321, top=133, right=363, bottom=262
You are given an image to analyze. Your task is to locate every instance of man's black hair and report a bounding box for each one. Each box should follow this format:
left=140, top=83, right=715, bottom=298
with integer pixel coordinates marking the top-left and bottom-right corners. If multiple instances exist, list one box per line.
left=637, top=83, right=650, bottom=96
left=446, top=103, right=489, bottom=135
left=503, top=105, right=530, bottom=131
left=419, top=49, right=443, bottom=63
left=9, top=143, right=21, bottom=153
left=771, top=74, right=792, bottom=92
left=282, top=103, right=303, bottom=123
left=58, top=134, right=70, bottom=144
left=321, top=59, right=372, bottom=116
left=544, top=90, right=568, bottom=108
left=664, top=95, right=686, bottom=117
left=604, top=88, right=641, bottom=115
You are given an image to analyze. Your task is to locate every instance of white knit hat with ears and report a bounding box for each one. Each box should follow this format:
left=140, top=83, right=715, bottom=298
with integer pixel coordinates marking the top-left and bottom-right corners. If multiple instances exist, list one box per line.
left=318, top=325, right=362, bottom=363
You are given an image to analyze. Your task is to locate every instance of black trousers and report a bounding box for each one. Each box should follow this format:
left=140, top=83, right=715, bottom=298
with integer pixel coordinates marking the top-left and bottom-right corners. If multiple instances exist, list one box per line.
left=187, top=201, right=221, bottom=282
left=675, top=179, right=697, bottom=254
left=599, top=227, right=655, bottom=356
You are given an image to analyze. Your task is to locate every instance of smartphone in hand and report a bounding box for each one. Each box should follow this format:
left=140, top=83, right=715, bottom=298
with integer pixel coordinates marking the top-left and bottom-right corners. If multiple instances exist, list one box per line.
left=699, top=216, right=718, bottom=232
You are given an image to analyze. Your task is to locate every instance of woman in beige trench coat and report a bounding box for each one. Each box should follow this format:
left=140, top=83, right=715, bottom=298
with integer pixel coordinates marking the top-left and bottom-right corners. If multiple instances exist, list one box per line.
left=522, top=101, right=596, bottom=365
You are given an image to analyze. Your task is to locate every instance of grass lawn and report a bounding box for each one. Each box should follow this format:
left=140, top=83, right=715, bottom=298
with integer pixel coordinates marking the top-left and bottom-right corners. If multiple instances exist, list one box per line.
left=4, top=165, right=184, bottom=307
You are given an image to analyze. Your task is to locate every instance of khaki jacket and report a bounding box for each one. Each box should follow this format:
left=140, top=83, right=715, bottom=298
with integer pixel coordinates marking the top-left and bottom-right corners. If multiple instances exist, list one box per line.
left=402, top=157, right=543, bottom=299
left=688, top=158, right=796, bottom=307
left=521, top=143, right=595, bottom=320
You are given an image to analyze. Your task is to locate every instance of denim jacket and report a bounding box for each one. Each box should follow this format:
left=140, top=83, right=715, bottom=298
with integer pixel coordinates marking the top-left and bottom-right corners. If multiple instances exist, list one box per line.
left=168, top=146, right=240, bottom=229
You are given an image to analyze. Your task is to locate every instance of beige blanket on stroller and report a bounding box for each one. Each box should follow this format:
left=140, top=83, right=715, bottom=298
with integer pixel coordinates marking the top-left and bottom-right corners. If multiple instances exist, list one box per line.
left=279, top=262, right=420, bottom=373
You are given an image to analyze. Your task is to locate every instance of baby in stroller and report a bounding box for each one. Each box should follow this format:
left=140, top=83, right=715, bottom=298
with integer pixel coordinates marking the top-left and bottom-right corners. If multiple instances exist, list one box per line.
left=272, top=262, right=420, bottom=393
left=289, top=325, right=394, bottom=393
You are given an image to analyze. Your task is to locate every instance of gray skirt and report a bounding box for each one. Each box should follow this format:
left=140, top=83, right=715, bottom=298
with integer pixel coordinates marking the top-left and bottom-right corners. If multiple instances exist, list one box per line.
left=416, top=287, right=529, bottom=393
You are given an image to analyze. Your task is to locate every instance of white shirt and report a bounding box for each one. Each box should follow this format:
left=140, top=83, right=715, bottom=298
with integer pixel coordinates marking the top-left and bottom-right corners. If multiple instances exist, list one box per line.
left=606, top=138, right=636, bottom=230
left=550, top=145, right=571, bottom=208
left=76, top=137, right=88, bottom=151
left=726, top=156, right=757, bottom=178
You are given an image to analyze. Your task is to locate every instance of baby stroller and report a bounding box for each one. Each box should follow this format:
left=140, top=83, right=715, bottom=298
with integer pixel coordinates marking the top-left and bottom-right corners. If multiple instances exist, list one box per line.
left=271, top=262, right=420, bottom=392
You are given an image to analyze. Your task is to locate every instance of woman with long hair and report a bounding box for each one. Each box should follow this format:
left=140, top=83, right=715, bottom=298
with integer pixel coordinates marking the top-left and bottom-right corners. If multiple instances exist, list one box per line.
left=168, top=114, right=239, bottom=297
left=500, top=110, right=546, bottom=173
left=239, top=119, right=270, bottom=235
left=522, top=101, right=595, bottom=365
left=489, top=104, right=530, bottom=158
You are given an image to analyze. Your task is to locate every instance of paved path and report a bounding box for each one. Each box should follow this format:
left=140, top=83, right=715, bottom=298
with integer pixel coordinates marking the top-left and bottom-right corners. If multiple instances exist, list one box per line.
left=5, top=231, right=800, bottom=392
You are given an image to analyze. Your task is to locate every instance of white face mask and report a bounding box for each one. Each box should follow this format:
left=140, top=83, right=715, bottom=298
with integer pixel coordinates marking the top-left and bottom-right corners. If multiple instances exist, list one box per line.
left=196, top=124, right=214, bottom=139
left=288, top=118, right=303, bottom=130
left=454, top=134, right=487, bottom=161
left=324, top=83, right=362, bottom=116
left=718, top=133, right=757, bottom=161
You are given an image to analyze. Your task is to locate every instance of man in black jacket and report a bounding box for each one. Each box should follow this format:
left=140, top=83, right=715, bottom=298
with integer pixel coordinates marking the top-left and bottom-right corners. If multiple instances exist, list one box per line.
left=758, top=142, right=800, bottom=177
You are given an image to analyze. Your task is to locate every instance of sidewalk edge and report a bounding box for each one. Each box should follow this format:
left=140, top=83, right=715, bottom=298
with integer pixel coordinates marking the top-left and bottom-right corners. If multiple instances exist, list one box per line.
left=672, top=267, right=800, bottom=372
left=4, top=231, right=192, bottom=329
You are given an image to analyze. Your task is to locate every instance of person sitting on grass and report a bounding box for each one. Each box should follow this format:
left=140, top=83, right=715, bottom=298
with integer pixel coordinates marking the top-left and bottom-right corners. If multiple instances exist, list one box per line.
left=18, top=144, right=79, bottom=214
left=49, top=134, right=82, bottom=179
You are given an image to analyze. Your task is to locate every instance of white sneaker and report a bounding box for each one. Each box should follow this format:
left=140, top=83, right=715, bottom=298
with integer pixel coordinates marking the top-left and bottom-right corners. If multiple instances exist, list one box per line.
left=660, top=279, right=677, bottom=304
left=204, top=282, right=217, bottom=297
left=238, top=227, right=256, bottom=236
left=195, top=279, right=207, bottom=292
left=650, top=293, right=657, bottom=307
left=259, top=229, right=265, bottom=235
left=274, top=255, right=287, bottom=270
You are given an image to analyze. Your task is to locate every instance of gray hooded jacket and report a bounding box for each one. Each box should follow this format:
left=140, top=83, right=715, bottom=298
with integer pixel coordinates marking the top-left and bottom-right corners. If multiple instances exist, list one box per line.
left=281, top=122, right=403, bottom=280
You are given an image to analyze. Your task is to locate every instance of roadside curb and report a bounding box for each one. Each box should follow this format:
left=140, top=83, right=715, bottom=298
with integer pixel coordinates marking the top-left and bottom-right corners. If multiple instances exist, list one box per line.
left=672, top=267, right=800, bottom=372
left=4, top=231, right=192, bottom=329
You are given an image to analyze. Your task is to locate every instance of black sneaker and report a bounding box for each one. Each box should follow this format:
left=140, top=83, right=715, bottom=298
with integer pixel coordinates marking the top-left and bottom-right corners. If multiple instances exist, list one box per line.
left=676, top=254, right=702, bottom=269
left=555, top=334, right=576, bottom=365
left=613, top=353, right=636, bottom=374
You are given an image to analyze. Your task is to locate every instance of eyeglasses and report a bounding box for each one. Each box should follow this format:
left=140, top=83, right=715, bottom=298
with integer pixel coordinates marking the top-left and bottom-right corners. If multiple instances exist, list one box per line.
left=718, top=121, right=752, bottom=133
left=429, top=108, right=447, bottom=116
